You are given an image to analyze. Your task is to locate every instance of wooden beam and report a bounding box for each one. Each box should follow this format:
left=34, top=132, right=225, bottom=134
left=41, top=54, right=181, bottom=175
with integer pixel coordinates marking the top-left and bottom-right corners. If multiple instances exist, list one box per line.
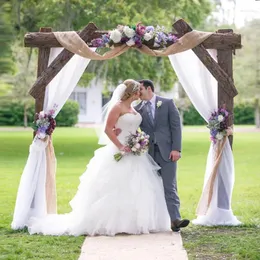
left=35, top=28, right=52, bottom=115
left=173, top=19, right=238, bottom=98
left=217, top=29, right=235, bottom=148
left=33, top=27, right=52, bottom=136
left=29, top=23, right=98, bottom=99
left=24, top=30, right=242, bottom=50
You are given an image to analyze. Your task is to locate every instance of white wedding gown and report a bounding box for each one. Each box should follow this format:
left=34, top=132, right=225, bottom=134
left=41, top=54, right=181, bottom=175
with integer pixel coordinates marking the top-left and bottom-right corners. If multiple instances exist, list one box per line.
left=28, top=113, right=171, bottom=236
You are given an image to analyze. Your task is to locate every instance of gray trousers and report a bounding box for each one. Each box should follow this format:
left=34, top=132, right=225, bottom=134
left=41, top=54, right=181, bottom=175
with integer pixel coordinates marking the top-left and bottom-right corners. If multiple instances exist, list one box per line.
left=154, top=145, right=181, bottom=221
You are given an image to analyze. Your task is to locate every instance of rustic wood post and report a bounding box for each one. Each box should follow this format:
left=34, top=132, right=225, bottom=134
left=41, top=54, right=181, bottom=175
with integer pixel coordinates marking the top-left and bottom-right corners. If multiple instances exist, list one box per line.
left=217, top=29, right=236, bottom=210
left=217, top=29, right=235, bottom=148
left=34, top=27, right=52, bottom=136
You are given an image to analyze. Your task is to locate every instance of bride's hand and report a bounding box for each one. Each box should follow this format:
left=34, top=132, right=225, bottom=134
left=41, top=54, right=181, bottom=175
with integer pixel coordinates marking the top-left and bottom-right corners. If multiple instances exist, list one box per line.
left=119, top=145, right=131, bottom=153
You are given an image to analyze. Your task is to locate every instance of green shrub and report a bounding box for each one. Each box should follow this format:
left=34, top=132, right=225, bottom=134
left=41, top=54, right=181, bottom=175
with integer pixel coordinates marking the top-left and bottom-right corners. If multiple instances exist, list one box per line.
left=0, top=99, right=79, bottom=127
left=55, top=100, right=79, bottom=127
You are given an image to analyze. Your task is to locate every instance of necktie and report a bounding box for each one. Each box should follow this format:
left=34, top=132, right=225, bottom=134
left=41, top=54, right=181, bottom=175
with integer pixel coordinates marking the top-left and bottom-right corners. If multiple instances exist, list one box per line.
left=146, top=101, right=154, bottom=125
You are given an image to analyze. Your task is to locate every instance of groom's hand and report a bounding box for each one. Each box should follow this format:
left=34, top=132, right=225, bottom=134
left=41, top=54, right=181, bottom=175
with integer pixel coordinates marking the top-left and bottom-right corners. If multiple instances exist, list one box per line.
left=113, top=127, right=122, bottom=136
left=169, top=151, right=181, bottom=162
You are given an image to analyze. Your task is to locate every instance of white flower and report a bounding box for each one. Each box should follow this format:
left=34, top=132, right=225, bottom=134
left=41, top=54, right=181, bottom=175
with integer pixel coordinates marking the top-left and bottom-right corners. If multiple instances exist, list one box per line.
left=131, top=147, right=137, bottom=152
left=216, top=132, right=224, bottom=140
left=218, top=115, right=224, bottom=122
left=135, top=143, right=141, bottom=149
left=126, top=38, right=135, bottom=46
left=123, top=26, right=135, bottom=38
left=110, top=29, right=122, bottom=43
left=39, top=111, right=45, bottom=118
left=156, top=100, right=162, bottom=108
left=144, top=32, right=153, bottom=41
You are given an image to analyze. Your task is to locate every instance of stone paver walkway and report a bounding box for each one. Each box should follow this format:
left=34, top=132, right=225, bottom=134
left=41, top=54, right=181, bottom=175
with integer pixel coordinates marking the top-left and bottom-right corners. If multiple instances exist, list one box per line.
left=79, top=232, right=188, bottom=260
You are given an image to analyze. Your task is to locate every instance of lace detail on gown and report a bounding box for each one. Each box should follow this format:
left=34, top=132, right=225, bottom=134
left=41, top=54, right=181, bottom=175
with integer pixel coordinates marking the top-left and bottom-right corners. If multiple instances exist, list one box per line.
left=27, top=113, right=171, bottom=236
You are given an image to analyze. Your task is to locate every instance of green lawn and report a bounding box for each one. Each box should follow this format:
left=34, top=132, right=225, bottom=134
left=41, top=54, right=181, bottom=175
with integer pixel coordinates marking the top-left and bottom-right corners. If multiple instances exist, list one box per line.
left=0, top=127, right=260, bottom=259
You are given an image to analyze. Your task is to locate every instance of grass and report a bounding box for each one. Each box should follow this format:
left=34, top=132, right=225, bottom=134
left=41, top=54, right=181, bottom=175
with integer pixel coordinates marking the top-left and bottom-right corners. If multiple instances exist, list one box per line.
left=0, top=127, right=260, bottom=259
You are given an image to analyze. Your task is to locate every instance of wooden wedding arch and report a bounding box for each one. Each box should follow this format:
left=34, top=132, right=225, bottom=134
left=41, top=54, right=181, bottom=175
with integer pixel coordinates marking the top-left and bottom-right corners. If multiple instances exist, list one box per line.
left=24, top=19, right=241, bottom=147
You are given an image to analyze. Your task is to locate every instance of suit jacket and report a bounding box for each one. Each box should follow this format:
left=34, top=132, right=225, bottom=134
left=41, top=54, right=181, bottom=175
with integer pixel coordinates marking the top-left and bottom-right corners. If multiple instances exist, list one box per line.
left=135, top=96, right=182, bottom=162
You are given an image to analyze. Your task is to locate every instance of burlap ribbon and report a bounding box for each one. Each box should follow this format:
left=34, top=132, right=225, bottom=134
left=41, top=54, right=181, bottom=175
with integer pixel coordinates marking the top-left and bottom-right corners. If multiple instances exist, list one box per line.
left=45, top=137, right=57, bottom=214
left=53, top=30, right=212, bottom=60
left=196, top=127, right=233, bottom=215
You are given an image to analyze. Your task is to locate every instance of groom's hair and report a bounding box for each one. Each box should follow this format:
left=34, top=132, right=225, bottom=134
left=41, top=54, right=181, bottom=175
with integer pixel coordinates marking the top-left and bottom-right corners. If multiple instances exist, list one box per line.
left=138, top=79, right=154, bottom=92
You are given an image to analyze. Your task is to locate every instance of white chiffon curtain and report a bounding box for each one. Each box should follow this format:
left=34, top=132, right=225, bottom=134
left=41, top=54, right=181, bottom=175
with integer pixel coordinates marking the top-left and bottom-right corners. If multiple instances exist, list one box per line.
left=169, top=50, right=241, bottom=225
left=11, top=48, right=95, bottom=230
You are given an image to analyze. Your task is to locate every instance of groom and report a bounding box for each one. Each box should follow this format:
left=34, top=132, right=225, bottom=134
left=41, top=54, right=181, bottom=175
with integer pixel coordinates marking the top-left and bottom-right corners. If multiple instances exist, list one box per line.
left=135, top=79, right=189, bottom=232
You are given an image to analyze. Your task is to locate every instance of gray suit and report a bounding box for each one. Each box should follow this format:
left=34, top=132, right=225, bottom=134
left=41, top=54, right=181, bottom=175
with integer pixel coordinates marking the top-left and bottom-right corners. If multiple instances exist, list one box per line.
left=135, top=96, right=182, bottom=221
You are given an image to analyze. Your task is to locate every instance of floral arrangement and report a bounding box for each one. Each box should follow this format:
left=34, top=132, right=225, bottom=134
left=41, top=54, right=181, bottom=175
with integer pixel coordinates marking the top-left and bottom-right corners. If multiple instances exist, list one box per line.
left=207, top=108, right=229, bottom=143
left=32, top=105, right=57, bottom=140
left=91, top=23, right=178, bottom=49
left=114, top=129, right=150, bottom=161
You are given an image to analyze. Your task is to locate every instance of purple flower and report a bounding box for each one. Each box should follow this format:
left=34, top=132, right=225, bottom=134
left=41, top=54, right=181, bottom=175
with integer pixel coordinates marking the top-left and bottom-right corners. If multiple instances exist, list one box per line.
left=91, top=38, right=105, bottom=47
left=145, top=26, right=154, bottom=33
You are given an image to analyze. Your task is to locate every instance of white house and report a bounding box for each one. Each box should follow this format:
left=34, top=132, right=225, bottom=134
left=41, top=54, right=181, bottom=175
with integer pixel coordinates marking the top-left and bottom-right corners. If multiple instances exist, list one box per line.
left=69, top=78, right=104, bottom=124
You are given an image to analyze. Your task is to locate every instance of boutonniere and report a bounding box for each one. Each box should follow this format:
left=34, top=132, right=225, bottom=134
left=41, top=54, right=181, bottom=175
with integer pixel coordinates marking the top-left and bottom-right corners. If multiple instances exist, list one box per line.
left=156, top=100, right=162, bottom=108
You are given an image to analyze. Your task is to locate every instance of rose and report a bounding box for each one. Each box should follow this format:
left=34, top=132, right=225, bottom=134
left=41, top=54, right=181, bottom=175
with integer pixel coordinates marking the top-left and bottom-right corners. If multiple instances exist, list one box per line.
left=110, top=29, right=122, bottom=43
left=123, top=26, right=135, bottom=38
left=156, top=100, right=162, bottom=108
left=126, top=38, right=135, bottom=46
left=136, top=23, right=146, bottom=36
left=216, top=132, right=224, bottom=140
left=135, top=143, right=141, bottom=149
left=39, top=111, right=45, bottom=119
left=218, top=115, right=224, bottom=122
left=131, top=147, right=137, bottom=152
left=144, top=32, right=153, bottom=41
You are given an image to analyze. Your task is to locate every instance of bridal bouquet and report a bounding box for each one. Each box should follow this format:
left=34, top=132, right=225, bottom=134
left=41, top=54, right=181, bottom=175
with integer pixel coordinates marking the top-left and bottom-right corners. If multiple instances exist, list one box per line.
left=32, top=109, right=56, bottom=140
left=114, top=129, right=150, bottom=162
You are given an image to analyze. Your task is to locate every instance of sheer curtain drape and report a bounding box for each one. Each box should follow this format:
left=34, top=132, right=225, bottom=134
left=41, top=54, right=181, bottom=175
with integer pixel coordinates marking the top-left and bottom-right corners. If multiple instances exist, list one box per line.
left=169, top=50, right=241, bottom=225
left=11, top=48, right=95, bottom=230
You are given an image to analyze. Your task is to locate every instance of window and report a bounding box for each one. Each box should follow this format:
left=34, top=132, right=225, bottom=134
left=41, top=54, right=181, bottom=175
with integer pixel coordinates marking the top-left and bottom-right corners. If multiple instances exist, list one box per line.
left=69, top=92, right=87, bottom=115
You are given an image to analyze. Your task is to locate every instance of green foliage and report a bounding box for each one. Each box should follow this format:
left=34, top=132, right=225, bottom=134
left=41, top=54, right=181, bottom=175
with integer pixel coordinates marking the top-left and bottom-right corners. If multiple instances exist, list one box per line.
left=234, top=101, right=255, bottom=125
left=0, top=99, right=79, bottom=127
left=183, top=105, right=206, bottom=125
left=0, top=99, right=35, bottom=126
left=55, top=100, right=79, bottom=127
left=6, top=0, right=212, bottom=92
left=0, top=2, right=15, bottom=75
left=183, top=102, right=255, bottom=125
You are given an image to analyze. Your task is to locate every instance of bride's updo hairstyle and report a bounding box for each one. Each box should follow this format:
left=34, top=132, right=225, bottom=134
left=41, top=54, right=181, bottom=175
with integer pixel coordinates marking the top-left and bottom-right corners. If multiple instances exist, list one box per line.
left=120, top=79, right=140, bottom=101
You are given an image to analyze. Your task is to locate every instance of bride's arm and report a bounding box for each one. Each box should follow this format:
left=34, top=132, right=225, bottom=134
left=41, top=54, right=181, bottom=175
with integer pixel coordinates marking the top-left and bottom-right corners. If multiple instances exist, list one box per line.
left=105, top=105, right=125, bottom=150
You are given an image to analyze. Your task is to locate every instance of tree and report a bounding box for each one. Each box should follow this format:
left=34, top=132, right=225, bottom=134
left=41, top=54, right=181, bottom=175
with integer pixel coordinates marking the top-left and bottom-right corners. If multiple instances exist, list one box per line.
left=17, top=0, right=212, bottom=91
left=5, top=43, right=36, bottom=127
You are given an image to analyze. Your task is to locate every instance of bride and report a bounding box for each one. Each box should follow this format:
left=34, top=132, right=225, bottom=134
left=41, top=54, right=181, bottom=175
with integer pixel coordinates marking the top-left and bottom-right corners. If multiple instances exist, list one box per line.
left=28, top=79, right=171, bottom=236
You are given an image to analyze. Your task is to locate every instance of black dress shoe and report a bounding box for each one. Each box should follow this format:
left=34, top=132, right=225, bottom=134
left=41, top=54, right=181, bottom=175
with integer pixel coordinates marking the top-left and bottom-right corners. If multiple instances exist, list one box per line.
left=171, top=219, right=190, bottom=232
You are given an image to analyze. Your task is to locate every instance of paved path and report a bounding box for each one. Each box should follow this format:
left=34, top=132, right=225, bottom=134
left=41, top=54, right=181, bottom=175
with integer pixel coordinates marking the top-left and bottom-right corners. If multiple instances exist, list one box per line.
left=79, top=232, right=188, bottom=260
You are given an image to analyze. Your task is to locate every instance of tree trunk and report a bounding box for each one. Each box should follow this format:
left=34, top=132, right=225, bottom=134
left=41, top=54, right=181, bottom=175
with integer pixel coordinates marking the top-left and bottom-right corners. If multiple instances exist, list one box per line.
left=255, top=98, right=260, bottom=128
left=24, top=103, right=28, bottom=128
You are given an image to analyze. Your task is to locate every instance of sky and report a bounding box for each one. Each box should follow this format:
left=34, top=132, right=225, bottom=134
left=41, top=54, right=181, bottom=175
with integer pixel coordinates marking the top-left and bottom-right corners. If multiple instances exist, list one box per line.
left=219, top=0, right=260, bottom=27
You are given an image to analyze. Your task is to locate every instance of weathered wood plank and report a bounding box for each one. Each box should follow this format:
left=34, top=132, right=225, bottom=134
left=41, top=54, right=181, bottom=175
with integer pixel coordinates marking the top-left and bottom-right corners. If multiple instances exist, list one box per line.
left=24, top=30, right=241, bottom=50
left=173, top=19, right=238, bottom=98
left=29, top=23, right=98, bottom=99
left=33, top=27, right=52, bottom=136
left=217, top=29, right=235, bottom=148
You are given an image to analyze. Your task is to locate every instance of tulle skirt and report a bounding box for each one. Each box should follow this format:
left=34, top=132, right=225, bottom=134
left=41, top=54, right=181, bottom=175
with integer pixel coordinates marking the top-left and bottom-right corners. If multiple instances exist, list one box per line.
left=27, top=144, right=171, bottom=236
